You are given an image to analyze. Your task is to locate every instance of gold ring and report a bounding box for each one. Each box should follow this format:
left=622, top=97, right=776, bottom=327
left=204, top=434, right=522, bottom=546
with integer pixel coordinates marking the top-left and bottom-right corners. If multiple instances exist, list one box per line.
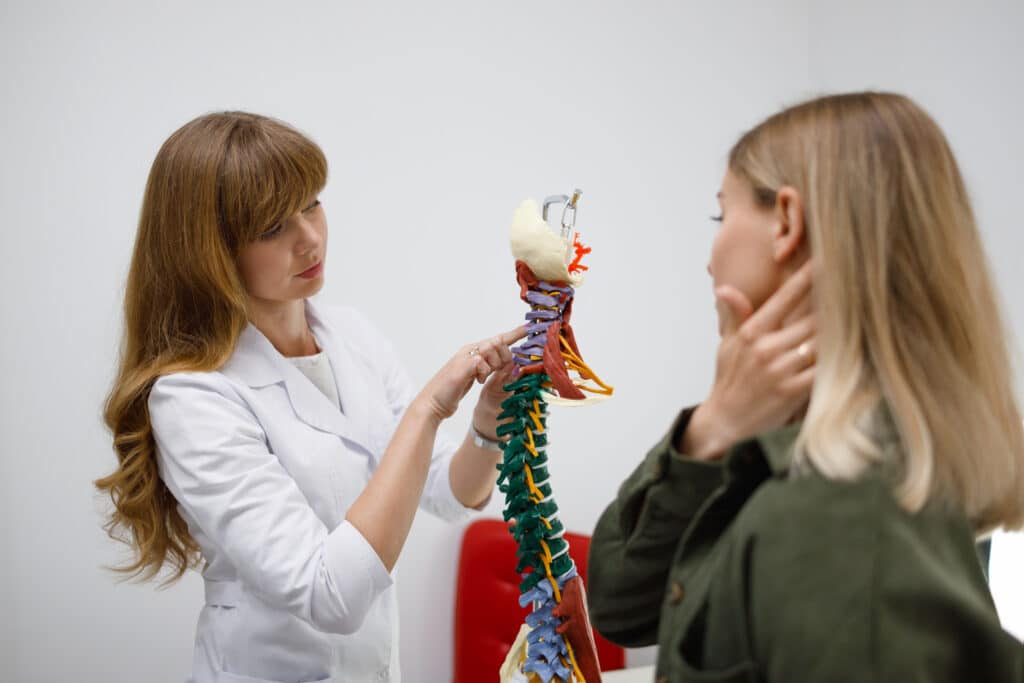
left=468, top=347, right=480, bottom=357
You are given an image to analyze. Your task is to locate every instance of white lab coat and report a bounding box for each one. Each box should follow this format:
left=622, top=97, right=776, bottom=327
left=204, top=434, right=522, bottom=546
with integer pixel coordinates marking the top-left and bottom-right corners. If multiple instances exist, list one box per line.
left=149, top=299, right=474, bottom=683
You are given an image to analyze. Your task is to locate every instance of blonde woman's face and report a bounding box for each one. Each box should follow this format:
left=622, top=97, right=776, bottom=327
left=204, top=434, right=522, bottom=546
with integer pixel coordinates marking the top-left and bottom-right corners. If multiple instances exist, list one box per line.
left=708, top=170, right=784, bottom=313
left=237, top=198, right=327, bottom=304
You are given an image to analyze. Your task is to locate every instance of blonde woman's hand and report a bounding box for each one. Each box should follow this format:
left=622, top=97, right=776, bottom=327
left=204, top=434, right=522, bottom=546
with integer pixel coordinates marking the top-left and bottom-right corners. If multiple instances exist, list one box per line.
left=682, top=262, right=816, bottom=460
left=417, top=326, right=527, bottom=425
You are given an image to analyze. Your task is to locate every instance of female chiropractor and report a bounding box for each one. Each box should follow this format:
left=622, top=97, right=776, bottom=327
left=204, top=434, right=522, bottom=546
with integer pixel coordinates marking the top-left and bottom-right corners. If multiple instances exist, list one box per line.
left=95, top=111, right=526, bottom=683
left=588, top=92, right=1024, bottom=682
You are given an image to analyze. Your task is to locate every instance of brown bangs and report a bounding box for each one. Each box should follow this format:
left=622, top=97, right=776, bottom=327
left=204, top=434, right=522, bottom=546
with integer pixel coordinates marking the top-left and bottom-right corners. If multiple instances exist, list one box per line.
left=216, top=113, right=327, bottom=250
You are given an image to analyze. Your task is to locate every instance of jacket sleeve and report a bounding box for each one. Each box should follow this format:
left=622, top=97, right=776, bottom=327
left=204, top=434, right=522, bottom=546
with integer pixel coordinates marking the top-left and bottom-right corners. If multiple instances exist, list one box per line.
left=150, top=373, right=392, bottom=635
left=587, top=407, right=725, bottom=647
left=345, top=308, right=478, bottom=522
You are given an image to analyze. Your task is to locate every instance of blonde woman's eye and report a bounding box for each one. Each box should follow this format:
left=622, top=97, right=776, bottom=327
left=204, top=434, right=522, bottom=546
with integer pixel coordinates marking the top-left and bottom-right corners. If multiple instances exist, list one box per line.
left=260, top=223, right=283, bottom=240
left=303, top=198, right=321, bottom=212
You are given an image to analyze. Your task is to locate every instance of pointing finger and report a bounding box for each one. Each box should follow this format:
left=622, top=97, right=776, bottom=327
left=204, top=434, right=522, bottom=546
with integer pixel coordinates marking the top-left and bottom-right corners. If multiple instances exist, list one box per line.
left=499, top=325, right=529, bottom=347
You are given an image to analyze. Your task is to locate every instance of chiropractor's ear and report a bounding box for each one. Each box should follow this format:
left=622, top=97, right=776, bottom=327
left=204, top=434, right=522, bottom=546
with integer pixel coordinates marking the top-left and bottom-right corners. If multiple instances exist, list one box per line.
left=772, top=186, right=806, bottom=264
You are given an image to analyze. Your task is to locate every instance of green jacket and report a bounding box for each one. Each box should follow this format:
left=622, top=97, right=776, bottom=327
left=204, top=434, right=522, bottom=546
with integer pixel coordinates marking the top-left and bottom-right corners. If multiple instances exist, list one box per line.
left=587, top=408, right=1023, bottom=682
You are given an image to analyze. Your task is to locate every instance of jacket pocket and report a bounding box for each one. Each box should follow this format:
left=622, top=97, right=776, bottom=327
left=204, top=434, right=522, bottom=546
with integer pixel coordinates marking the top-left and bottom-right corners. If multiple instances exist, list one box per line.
left=672, top=601, right=760, bottom=683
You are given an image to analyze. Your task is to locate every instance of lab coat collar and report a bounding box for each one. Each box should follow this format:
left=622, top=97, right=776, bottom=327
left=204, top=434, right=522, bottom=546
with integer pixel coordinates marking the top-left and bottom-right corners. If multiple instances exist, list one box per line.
left=221, top=299, right=372, bottom=452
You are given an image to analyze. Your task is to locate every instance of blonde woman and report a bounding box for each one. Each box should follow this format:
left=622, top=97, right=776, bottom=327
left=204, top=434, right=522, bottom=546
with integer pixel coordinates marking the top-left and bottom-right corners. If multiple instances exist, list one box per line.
left=588, top=92, right=1024, bottom=681
left=96, top=112, right=526, bottom=682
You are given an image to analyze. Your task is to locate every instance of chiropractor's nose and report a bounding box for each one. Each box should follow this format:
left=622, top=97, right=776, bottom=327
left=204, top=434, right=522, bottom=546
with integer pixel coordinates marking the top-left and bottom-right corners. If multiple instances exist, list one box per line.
left=295, top=217, right=322, bottom=256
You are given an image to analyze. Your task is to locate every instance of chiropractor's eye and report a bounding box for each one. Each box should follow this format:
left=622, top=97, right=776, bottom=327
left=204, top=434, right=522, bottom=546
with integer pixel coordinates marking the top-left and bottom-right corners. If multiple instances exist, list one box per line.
left=710, top=214, right=723, bottom=223
left=259, top=223, right=284, bottom=240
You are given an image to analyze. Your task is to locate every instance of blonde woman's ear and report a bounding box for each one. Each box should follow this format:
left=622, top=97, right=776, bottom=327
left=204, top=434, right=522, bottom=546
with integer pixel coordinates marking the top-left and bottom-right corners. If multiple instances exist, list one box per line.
left=773, top=186, right=805, bottom=263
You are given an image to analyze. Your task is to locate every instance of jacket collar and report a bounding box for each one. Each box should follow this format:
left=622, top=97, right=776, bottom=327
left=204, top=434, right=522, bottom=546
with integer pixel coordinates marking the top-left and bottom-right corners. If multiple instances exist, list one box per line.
left=718, top=420, right=801, bottom=481
left=221, top=299, right=372, bottom=453
left=754, top=421, right=803, bottom=475
left=742, top=404, right=903, bottom=478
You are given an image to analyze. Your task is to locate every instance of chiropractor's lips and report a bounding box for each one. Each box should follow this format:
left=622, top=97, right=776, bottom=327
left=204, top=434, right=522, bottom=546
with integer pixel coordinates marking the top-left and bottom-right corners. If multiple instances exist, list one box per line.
left=296, top=261, right=323, bottom=279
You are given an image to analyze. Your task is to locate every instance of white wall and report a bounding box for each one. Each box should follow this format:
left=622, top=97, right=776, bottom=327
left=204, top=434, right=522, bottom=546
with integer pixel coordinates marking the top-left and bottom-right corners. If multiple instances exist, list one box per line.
left=0, top=2, right=1019, bottom=681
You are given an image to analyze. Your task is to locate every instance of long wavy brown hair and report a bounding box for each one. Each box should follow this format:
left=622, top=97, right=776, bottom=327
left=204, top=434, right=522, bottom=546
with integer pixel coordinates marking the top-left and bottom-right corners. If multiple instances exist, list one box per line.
left=96, top=112, right=327, bottom=583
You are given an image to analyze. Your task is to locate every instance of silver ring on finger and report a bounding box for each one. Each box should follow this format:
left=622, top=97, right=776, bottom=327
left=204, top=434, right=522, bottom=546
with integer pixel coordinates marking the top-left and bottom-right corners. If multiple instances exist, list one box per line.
left=796, top=342, right=812, bottom=361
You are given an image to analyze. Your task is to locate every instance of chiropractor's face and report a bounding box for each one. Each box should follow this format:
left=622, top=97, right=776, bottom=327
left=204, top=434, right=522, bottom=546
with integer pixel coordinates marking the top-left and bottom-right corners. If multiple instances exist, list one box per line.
left=237, top=197, right=327, bottom=303
left=707, top=170, right=784, bottom=312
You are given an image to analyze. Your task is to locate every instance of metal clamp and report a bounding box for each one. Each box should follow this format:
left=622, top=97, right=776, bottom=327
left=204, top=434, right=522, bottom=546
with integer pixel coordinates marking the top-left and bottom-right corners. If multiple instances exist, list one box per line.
left=541, top=188, right=583, bottom=241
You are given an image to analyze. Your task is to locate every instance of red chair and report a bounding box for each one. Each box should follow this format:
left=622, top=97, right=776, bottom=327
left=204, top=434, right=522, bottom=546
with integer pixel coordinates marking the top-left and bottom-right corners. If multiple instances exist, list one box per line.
left=453, top=518, right=626, bottom=682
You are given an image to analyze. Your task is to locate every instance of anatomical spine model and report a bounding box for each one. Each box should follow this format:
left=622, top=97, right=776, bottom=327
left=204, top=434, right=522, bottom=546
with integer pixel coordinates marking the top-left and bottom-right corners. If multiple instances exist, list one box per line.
left=497, top=191, right=613, bottom=683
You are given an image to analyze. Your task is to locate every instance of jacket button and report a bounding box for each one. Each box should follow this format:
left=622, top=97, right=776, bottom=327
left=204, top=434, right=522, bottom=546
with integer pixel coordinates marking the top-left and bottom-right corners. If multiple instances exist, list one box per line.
left=669, top=581, right=685, bottom=605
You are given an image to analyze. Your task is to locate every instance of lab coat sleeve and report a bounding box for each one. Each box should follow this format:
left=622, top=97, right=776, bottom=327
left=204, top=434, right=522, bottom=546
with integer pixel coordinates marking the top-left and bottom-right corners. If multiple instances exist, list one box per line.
left=150, top=372, right=392, bottom=635
left=345, top=308, right=481, bottom=522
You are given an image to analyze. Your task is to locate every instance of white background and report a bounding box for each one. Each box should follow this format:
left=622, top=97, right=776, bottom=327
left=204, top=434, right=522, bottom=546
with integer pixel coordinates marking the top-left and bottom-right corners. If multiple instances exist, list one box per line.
left=1, top=1, right=1020, bottom=681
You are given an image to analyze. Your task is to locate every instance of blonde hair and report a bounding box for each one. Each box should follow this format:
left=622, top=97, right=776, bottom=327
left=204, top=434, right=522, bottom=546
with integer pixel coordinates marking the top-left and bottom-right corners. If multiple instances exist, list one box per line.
left=729, top=92, right=1023, bottom=532
left=95, top=112, right=327, bottom=583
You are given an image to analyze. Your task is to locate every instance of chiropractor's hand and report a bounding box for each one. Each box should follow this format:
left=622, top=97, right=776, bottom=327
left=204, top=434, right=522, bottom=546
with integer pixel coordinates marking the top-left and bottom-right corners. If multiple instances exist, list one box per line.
left=419, top=326, right=527, bottom=425
left=472, top=356, right=521, bottom=441
left=682, top=262, right=816, bottom=460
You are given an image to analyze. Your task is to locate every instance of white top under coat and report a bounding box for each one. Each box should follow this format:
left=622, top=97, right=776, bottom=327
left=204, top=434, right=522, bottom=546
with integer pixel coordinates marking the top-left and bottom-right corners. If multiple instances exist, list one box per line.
left=288, top=349, right=341, bottom=411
